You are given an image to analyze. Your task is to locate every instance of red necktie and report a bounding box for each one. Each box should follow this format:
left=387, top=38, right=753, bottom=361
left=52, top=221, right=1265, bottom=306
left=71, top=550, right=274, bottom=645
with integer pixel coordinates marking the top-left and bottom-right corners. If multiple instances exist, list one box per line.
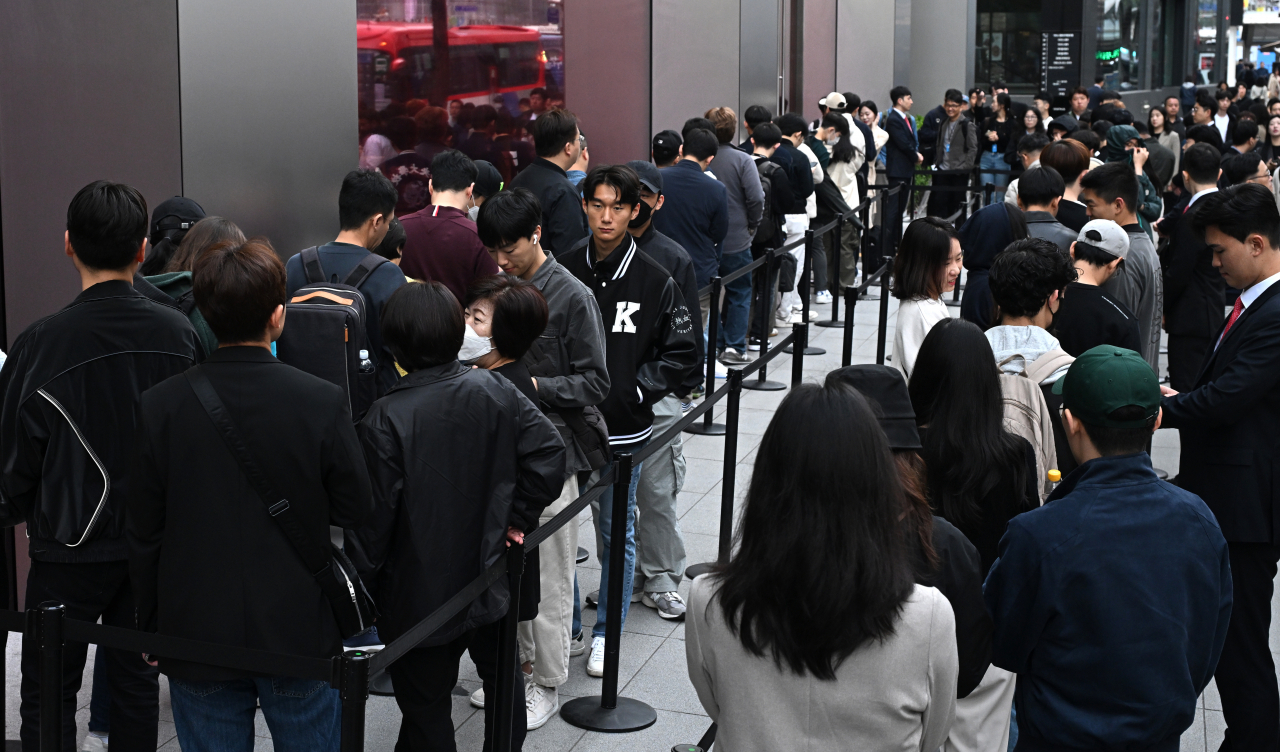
left=1221, top=297, right=1245, bottom=340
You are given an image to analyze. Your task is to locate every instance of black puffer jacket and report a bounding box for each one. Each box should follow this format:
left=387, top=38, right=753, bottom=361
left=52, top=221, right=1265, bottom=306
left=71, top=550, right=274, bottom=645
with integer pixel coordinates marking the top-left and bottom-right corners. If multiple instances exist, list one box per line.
left=347, top=362, right=566, bottom=645
left=0, top=281, right=199, bottom=562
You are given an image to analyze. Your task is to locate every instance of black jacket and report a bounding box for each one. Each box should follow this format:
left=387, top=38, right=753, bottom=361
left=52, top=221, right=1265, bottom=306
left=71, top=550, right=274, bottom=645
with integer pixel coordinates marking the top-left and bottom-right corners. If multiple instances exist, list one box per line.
left=508, top=157, right=589, bottom=258
left=129, top=347, right=372, bottom=680
left=753, top=155, right=795, bottom=252
left=774, top=142, right=815, bottom=214
left=0, top=281, right=199, bottom=562
left=348, top=363, right=565, bottom=644
left=1163, top=278, right=1280, bottom=543
left=913, top=515, right=992, bottom=699
left=633, top=226, right=704, bottom=395
left=919, top=105, right=947, bottom=165
left=884, top=109, right=920, bottom=180
left=1164, top=196, right=1227, bottom=337
left=561, top=235, right=699, bottom=447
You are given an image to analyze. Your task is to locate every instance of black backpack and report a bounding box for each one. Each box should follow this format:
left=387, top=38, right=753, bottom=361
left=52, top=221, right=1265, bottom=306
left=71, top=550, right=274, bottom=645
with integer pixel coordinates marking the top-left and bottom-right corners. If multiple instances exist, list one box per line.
left=275, top=248, right=387, bottom=422
left=753, top=157, right=784, bottom=248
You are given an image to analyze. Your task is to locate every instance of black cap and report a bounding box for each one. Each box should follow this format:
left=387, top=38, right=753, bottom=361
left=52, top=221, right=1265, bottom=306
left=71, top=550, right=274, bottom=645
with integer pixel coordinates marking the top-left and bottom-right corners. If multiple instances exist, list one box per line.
left=652, top=129, right=682, bottom=152
left=473, top=160, right=504, bottom=199
left=827, top=365, right=922, bottom=450
left=626, top=160, right=663, bottom=193
left=150, top=196, right=205, bottom=242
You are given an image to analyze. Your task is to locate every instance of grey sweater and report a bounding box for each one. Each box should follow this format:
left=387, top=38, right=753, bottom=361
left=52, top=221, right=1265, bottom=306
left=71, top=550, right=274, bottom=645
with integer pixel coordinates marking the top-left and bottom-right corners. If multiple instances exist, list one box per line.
left=687, top=576, right=958, bottom=752
left=714, top=143, right=765, bottom=254
left=1101, top=226, right=1164, bottom=372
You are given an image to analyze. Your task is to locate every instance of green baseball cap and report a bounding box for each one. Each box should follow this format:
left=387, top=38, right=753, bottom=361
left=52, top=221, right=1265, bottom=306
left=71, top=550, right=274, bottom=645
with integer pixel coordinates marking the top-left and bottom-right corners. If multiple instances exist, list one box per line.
left=1051, top=345, right=1160, bottom=428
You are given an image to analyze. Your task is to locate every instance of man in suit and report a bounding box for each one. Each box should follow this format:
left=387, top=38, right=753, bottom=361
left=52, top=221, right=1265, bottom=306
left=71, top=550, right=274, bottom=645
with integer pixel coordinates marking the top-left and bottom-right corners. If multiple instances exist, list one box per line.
left=130, top=238, right=372, bottom=750
left=884, top=85, right=923, bottom=261
left=1162, top=143, right=1227, bottom=392
left=1161, top=182, right=1280, bottom=750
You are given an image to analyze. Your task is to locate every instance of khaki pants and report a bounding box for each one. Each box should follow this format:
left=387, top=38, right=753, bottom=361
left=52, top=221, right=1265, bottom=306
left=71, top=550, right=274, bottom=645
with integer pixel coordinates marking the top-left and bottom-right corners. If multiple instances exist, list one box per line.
left=516, top=475, right=579, bottom=688
left=944, top=664, right=1015, bottom=752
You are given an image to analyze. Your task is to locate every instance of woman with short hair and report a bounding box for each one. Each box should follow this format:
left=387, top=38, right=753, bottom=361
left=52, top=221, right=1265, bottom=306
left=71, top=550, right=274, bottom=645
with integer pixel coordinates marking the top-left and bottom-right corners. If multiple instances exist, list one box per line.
left=685, top=380, right=958, bottom=751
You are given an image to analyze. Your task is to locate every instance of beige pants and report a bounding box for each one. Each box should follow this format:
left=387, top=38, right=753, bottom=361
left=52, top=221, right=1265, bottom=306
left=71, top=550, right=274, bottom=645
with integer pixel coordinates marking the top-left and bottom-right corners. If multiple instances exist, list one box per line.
left=944, top=664, right=1015, bottom=752
left=516, top=475, right=578, bottom=688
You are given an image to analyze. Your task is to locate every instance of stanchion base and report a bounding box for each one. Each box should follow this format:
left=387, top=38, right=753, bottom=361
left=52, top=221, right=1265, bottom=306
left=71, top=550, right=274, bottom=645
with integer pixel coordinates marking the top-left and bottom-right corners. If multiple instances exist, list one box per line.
left=684, top=422, right=727, bottom=436
left=577, top=546, right=590, bottom=564
left=370, top=670, right=395, bottom=696
left=860, top=292, right=881, bottom=301
left=1154, top=467, right=1170, bottom=481
left=814, top=319, right=844, bottom=328
left=561, top=696, right=658, bottom=732
left=742, top=378, right=786, bottom=391
left=783, top=345, right=826, bottom=356
left=685, top=561, right=717, bottom=580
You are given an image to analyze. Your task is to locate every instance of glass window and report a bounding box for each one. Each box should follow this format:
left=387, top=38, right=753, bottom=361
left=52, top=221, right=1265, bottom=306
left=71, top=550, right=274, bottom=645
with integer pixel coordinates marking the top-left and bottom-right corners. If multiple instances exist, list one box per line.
left=975, top=0, right=1042, bottom=94
left=1096, top=0, right=1142, bottom=91
left=1194, top=0, right=1218, bottom=86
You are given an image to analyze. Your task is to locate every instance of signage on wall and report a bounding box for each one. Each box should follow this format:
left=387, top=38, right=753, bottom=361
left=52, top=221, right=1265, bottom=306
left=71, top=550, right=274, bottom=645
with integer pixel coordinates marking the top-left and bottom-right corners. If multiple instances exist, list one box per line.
left=1040, top=31, right=1081, bottom=98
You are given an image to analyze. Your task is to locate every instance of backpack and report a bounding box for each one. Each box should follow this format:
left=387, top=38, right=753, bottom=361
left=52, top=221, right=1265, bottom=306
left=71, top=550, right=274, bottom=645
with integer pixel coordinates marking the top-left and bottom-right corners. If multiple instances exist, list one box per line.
left=996, top=347, right=1073, bottom=503
left=753, top=157, right=784, bottom=248
left=275, top=248, right=388, bottom=422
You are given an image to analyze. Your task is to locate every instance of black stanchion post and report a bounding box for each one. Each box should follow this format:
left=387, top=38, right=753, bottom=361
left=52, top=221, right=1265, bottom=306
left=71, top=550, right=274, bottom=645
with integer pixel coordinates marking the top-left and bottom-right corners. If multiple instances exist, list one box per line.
left=983, top=182, right=994, bottom=207
left=841, top=285, right=857, bottom=368
left=560, top=454, right=657, bottom=732
left=816, top=219, right=843, bottom=328
left=492, top=543, right=525, bottom=752
left=686, top=277, right=726, bottom=436
left=686, top=368, right=743, bottom=579
left=37, top=602, right=64, bottom=752
left=747, top=253, right=783, bottom=393
left=791, top=323, right=808, bottom=387
left=876, top=257, right=893, bottom=366
left=338, top=650, right=370, bottom=752
left=785, top=229, right=826, bottom=355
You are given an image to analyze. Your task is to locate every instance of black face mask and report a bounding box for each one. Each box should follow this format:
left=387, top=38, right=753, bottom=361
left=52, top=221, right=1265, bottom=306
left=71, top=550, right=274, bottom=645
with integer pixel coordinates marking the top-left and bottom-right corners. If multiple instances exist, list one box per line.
left=628, top=199, right=654, bottom=229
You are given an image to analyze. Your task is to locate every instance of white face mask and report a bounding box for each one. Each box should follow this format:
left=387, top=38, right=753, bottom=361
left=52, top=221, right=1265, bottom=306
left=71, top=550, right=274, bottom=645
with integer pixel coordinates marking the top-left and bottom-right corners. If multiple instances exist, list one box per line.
left=468, top=205, right=480, bottom=222
left=458, top=323, right=493, bottom=363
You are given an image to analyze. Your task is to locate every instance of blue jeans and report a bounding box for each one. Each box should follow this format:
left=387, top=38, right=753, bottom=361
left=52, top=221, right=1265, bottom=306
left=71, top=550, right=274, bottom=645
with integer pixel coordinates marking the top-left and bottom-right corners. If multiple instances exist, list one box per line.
left=572, top=575, right=582, bottom=637
left=591, top=440, right=647, bottom=640
left=980, top=150, right=1008, bottom=192
left=170, top=676, right=341, bottom=752
left=715, top=250, right=753, bottom=353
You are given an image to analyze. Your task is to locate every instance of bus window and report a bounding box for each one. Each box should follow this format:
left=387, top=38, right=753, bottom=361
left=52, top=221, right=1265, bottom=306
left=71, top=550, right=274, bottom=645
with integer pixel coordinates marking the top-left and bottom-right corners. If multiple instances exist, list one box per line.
left=497, top=42, right=541, bottom=89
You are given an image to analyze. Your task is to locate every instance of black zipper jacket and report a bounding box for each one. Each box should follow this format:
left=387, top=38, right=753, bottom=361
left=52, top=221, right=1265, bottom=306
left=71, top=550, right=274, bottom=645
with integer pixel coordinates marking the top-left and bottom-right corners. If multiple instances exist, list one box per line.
left=0, top=281, right=199, bottom=562
left=560, top=235, right=699, bottom=447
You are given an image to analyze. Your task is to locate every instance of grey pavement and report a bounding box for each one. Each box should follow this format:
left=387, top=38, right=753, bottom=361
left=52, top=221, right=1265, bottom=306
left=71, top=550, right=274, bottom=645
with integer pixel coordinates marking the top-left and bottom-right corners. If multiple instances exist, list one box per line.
left=0, top=290, right=1266, bottom=750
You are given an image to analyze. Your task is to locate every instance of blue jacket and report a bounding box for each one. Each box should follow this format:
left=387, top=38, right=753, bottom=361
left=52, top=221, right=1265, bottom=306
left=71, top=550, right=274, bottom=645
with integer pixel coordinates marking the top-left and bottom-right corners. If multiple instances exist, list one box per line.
left=652, top=160, right=729, bottom=289
left=984, top=453, right=1231, bottom=751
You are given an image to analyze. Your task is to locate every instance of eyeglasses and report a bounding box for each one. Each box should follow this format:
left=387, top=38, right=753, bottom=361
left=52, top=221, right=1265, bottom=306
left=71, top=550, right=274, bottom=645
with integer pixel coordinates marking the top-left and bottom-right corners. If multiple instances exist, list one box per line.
left=1250, top=172, right=1274, bottom=185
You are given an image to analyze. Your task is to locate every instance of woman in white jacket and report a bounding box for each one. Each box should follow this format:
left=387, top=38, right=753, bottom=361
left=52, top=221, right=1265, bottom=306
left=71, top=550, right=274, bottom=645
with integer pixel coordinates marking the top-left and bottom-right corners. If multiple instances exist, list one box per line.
left=860, top=102, right=891, bottom=225
left=891, top=217, right=963, bottom=377
left=818, top=112, right=865, bottom=288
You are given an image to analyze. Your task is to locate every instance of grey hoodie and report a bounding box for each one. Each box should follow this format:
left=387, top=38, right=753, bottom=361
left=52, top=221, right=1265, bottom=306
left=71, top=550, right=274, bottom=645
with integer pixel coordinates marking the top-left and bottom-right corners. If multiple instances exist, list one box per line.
left=986, top=325, right=1072, bottom=384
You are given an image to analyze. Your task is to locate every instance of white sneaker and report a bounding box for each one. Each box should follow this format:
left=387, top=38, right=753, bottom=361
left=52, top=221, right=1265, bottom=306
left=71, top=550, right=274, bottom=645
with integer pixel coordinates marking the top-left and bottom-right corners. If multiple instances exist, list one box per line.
left=469, top=686, right=485, bottom=708
left=642, top=591, right=687, bottom=620
left=80, top=733, right=108, bottom=752
left=815, top=291, right=833, bottom=304
left=525, top=682, right=558, bottom=730
left=586, top=636, right=606, bottom=677
left=570, top=629, right=587, bottom=657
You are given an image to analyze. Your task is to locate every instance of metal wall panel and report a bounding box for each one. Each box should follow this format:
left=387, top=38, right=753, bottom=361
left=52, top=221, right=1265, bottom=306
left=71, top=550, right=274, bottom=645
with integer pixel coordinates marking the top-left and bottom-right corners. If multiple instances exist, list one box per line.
left=178, top=0, right=356, bottom=257
left=0, top=0, right=183, bottom=341
left=565, top=0, right=651, bottom=166
left=803, top=0, right=839, bottom=122
left=910, top=0, right=974, bottom=110
left=652, top=0, right=740, bottom=136
left=741, top=0, right=782, bottom=136
left=836, top=0, right=896, bottom=107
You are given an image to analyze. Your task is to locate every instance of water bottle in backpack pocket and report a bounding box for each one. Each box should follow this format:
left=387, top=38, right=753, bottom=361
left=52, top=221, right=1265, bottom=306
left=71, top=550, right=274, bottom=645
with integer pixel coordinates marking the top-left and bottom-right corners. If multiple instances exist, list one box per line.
left=275, top=248, right=386, bottom=422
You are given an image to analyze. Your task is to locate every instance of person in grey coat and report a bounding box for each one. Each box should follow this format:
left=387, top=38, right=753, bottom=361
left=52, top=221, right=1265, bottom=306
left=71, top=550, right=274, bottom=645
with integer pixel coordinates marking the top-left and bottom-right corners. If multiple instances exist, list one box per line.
left=1017, top=166, right=1079, bottom=253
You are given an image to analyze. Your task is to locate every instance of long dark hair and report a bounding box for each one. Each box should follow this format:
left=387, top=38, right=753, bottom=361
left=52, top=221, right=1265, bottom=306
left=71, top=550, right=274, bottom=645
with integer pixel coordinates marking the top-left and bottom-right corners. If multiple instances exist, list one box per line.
left=892, top=217, right=957, bottom=300
left=713, top=381, right=914, bottom=680
left=907, top=319, right=1029, bottom=525
left=822, top=112, right=855, bottom=165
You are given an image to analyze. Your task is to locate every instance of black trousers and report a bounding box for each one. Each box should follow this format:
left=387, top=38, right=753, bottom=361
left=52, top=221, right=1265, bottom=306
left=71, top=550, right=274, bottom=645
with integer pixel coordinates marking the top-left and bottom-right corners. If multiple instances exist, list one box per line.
left=1167, top=333, right=1213, bottom=392
left=927, top=173, right=968, bottom=220
left=1216, top=542, right=1280, bottom=750
left=387, top=619, right=525, bottom=752
left=886, top=176, right=912, bottom=256
left=20, top=559, right=160, bottom=752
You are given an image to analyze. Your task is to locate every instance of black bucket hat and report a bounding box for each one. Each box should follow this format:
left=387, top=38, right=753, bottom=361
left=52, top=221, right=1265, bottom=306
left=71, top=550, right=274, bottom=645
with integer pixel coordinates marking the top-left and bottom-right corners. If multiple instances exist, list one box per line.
left=827, top=365, right=922, bottom=450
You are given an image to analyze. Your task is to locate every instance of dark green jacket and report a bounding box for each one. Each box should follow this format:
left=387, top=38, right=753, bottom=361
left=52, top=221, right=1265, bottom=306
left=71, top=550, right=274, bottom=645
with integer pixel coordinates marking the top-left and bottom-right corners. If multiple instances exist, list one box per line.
left=144, top=272, right=218, bottom=357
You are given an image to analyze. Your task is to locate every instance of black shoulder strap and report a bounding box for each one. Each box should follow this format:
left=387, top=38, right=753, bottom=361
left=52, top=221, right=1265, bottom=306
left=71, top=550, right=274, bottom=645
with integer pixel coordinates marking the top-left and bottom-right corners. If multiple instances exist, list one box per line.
left=300, top=247, right=325, bottom=285
left=343, top=254, right=389, bottom=290
left=184, top=367, right=329, bottom=578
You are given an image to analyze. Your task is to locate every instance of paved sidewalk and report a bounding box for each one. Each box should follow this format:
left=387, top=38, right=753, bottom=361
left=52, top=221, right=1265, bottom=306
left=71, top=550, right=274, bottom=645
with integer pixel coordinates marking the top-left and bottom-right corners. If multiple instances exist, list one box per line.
left=0, top=294, right=1260, bottom=750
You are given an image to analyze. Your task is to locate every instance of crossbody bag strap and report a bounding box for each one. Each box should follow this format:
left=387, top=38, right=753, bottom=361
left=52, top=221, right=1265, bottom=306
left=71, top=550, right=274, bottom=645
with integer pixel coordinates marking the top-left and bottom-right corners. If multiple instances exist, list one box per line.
left=184, top=367, right=330, bottom=578
left=300, top=247, right=325, bottom=285
left=342, top=254, right=388, bottom=290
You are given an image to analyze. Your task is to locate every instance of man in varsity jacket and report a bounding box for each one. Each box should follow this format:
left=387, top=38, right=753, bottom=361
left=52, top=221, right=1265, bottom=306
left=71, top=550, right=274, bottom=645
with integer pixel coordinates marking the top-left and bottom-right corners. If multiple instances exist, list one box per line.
left=560, top=164, right=698, bottom=673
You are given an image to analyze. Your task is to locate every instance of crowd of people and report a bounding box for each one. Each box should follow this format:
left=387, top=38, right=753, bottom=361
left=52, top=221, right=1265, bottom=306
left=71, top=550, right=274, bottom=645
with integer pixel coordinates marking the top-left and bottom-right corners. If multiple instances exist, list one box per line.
left=0, top=76, right=1277, bottom=752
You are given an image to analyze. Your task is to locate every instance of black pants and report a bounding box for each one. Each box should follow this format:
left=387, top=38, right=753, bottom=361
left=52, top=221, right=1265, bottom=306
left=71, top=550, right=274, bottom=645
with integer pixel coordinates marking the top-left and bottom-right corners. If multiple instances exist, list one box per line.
left=810, top=231, right=828, bottom=292
left=20, top=559, right=160, bottom=752
left=387, top=620, right=525, bottom=752
left=1215, top=542, right=1280, bottom=750
left=927, top=173, right=967, bottom=220
left=886, top=176, right=912, bottom=255
left=1167, top=334, right=1212, bottom=392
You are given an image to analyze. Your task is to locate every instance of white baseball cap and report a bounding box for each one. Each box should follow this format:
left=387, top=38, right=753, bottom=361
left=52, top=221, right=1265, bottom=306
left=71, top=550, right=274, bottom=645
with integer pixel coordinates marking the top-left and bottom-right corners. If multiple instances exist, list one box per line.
left=1076, top=219, right=1130, bottom=260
